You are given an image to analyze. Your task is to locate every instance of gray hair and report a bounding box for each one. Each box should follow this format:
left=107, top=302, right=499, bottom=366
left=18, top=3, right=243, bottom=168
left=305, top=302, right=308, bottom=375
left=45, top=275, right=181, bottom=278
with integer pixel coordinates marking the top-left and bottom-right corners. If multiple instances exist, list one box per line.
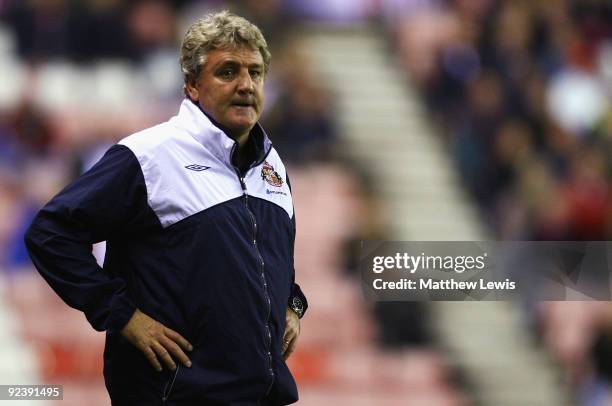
left=180, top=10, right=271, bottom=93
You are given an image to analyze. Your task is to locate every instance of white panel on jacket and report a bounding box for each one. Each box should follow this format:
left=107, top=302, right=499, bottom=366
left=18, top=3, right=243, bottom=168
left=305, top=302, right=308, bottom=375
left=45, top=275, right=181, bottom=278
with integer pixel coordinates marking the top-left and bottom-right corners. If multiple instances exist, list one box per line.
left=119, top=123, right=244, bottom=228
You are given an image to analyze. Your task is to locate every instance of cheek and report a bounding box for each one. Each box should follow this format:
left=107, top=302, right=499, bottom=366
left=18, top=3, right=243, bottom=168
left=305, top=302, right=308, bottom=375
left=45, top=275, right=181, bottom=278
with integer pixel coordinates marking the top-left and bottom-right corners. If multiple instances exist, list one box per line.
left=202, top=85, right=231, bottom=107
left=256, top=88, right=265, bottom=107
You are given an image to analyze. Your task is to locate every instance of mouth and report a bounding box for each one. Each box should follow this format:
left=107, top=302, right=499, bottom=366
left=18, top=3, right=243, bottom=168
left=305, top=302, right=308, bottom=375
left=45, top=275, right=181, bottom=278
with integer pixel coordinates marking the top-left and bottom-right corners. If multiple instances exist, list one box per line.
left=231, top=100, right=255, bottom=109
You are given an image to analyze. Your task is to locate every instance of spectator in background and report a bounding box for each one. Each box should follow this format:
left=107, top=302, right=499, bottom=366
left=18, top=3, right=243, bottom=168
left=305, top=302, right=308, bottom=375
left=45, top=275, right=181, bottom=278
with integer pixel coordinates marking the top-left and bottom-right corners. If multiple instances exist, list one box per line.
left=391, top=0, right=612, bottom=241
left=24, top=11, right=307, bottom=405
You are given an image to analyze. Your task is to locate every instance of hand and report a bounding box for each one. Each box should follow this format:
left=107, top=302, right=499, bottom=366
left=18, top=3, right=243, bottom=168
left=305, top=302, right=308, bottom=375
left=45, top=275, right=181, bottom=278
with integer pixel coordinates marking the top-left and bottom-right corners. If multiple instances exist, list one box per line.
left=120, top=308, right=193, bottom=372
left=282, top=307, right=300, bottom=360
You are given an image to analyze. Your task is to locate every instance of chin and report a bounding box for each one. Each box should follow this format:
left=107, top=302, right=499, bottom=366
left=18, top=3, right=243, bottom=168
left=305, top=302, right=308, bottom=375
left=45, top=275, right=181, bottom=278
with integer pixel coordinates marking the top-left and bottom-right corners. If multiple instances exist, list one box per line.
left=225, top=122, right=255, bottom=138
left=228, top=119, right=256, bottom=132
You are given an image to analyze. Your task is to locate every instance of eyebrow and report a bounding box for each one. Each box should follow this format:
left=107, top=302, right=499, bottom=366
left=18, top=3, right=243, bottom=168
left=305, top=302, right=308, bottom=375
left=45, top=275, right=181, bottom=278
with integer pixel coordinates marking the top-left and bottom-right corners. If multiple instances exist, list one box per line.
left=214, top=59, right=264, bottom=70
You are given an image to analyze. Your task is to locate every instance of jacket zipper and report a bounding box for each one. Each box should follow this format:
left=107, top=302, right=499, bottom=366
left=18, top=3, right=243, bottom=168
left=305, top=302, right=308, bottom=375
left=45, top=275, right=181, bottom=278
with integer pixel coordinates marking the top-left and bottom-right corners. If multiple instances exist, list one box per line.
left=238, top=175, right=275, bottom=398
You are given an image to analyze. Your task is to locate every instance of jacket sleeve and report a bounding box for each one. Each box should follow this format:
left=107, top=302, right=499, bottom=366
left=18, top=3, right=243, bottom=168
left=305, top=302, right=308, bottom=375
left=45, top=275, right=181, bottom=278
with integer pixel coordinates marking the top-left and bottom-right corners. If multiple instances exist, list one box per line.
left=286, top=173, right=308, bottom=318
left=24, top=144, right=148, bottom=333
left=290, top=281, right=308, bottom=318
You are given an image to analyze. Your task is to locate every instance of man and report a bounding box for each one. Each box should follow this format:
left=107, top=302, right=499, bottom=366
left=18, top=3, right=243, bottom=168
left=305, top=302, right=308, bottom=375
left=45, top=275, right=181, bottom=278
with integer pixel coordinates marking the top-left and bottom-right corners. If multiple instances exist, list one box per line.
left=25, top=11, right=307, bottom=405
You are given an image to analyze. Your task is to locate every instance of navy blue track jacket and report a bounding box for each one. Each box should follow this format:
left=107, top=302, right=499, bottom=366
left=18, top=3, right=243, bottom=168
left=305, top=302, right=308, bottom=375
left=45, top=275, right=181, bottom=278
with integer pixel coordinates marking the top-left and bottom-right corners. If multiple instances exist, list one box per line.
left=24, top=99, right=308, bottom=405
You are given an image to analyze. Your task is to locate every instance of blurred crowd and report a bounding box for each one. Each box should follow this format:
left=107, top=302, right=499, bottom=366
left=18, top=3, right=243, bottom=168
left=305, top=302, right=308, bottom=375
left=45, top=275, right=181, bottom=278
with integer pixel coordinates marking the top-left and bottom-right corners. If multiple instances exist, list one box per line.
left=389, top=0, right=612, bottom=240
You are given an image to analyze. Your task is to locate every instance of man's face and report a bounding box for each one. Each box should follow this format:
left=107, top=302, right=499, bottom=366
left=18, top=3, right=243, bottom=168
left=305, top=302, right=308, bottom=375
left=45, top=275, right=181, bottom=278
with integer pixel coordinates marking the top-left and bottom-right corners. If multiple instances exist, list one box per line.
left=186, top=46, right=265, bottom=141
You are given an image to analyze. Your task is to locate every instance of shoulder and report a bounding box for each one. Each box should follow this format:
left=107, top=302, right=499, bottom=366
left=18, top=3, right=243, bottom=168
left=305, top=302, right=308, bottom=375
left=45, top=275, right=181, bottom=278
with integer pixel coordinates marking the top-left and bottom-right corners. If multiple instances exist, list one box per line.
left=117, top=120, right=199, bottom=166
left=118, top=122, right=174, bottom=157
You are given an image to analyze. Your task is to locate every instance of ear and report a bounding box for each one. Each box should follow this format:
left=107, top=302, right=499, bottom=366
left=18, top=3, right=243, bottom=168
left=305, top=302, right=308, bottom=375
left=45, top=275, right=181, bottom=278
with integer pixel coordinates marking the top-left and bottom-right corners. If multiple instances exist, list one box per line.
left=185, top=80, right=199, bottom=101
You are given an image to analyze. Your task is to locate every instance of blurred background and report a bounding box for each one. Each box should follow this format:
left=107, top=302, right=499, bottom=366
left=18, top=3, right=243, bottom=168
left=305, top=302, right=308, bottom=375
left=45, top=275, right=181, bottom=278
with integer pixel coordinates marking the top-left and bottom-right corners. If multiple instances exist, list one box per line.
left=0, top=0, right=611, bottom=405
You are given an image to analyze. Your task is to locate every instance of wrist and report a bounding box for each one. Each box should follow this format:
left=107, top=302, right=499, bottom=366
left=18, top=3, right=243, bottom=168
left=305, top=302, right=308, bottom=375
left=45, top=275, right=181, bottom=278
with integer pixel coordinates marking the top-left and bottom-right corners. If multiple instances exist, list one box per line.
left=288, top=296, right=304, bottom=318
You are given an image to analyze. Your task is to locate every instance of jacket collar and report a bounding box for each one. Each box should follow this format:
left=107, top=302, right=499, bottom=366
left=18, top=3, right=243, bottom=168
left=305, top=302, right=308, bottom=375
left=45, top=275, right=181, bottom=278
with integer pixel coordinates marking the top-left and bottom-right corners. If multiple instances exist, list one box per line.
left=171, top=98, right=272, bottom=170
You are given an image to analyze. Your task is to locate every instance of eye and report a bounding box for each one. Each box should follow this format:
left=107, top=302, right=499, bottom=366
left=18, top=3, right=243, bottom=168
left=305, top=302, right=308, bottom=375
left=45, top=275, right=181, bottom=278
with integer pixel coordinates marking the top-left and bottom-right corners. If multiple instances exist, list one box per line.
left=250, top=70, right=262, bottom=80
left=219, top=68, right=235, bottom=80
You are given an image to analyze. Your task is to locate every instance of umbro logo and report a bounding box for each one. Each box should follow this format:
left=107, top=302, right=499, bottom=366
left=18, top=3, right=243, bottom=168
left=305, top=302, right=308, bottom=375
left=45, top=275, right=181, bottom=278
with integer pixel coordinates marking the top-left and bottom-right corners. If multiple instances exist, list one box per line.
left=185, top=164, right=210, bottom=172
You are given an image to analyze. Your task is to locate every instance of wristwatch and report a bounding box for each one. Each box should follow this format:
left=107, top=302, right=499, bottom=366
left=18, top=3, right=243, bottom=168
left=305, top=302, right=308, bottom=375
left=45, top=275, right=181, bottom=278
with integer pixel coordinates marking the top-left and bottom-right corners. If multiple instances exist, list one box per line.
left=289, top=296, right=304, bottom=318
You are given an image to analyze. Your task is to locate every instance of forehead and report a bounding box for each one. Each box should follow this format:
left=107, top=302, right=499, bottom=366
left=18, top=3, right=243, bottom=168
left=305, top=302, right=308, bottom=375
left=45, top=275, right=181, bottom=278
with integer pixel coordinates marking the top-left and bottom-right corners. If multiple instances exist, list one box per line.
left=204, top=46, right=264, bottom=69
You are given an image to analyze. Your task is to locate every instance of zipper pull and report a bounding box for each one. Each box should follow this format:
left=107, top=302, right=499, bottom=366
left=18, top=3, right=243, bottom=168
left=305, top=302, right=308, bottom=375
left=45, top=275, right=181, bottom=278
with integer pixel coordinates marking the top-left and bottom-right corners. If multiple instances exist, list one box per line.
left=240, top=177, right=247, bottom=193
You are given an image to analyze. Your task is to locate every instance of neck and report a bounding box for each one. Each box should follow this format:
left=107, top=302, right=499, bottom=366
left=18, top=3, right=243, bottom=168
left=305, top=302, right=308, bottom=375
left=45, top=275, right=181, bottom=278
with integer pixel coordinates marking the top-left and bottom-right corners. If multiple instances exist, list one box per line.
left=233, top=131, right=250, bottom=148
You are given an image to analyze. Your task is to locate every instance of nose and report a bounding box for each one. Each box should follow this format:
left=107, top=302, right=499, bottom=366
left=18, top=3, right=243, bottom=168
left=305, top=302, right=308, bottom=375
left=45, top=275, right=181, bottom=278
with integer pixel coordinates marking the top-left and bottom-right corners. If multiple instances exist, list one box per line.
left=237, top=70, right=254, bottom=94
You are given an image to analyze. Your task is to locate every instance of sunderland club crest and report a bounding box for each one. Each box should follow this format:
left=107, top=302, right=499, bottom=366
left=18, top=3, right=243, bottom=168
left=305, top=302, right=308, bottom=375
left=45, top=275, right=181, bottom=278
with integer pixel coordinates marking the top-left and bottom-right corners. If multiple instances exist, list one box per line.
left=261, top=161, right=284, bottom=187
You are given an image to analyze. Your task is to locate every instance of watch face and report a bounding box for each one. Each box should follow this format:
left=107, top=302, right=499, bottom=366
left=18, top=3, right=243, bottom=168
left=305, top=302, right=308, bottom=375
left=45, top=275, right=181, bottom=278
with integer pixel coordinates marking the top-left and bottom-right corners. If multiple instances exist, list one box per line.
left=292, top=297, right=303, bottom=315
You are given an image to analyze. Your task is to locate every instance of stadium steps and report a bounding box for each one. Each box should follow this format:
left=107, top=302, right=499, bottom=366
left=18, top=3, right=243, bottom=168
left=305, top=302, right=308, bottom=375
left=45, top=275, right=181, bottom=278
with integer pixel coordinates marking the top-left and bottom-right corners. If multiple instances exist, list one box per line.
left=300, top=24, right=571, bottom=406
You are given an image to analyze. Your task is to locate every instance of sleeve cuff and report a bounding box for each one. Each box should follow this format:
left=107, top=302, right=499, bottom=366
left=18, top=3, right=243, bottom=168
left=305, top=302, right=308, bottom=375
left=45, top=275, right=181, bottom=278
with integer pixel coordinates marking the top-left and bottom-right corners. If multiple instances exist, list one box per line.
left=102, top=293, right=137, bottom=334
left=289, top=283, right=308, bottom=318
